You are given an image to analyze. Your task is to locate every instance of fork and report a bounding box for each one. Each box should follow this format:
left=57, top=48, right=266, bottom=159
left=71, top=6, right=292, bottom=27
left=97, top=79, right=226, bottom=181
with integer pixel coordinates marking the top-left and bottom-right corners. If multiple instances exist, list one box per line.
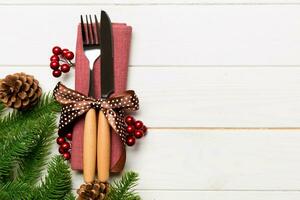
left=81, top=14, right=100, bottom=183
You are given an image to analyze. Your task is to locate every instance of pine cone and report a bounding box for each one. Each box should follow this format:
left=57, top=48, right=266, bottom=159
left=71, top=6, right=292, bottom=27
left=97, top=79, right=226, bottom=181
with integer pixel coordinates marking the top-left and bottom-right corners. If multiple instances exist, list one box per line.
left=77, top=180, right=109, bottom=200
left=0, top=72, right=42, bottom=110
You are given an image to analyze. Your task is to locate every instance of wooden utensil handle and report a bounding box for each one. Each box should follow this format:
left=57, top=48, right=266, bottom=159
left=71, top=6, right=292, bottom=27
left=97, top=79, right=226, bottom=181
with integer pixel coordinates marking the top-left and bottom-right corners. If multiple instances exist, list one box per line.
left=97, top=110, right=111, bottom=182
left=83, top=108, right=97, bottom=183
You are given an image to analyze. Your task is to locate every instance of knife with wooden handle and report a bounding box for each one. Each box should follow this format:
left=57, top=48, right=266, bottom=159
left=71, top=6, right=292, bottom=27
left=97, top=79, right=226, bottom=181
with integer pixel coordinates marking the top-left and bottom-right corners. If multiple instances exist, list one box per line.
left=97, top=11, right=114, bottom=182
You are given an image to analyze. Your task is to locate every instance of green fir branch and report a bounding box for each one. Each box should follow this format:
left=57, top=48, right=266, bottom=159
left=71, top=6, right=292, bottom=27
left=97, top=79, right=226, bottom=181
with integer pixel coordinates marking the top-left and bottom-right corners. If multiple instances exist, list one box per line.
left=64, top=192, right=76, bottom=200
left=18, top=114, right=56, bottom=185
left=0, top=181, right=34, bottom=200
left=34, top=156, right=72, bottom=200
left=107, top=171, right=141, bottom=200
left=0, top=93, right=60, bottom=144
left=0, top=102, right=5, bottom=117
left=0, top=126, right=41, bottom=183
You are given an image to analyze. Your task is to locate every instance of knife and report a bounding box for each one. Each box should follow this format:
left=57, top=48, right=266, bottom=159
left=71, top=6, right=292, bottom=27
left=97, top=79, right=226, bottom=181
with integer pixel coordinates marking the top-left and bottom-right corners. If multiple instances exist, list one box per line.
left=97, top=10, right=114, bottom=182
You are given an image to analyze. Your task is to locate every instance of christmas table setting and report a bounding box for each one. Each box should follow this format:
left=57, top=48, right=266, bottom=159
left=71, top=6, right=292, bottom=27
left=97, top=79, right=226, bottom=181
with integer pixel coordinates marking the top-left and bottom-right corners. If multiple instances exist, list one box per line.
left=0, top=10, right=148, bottom=200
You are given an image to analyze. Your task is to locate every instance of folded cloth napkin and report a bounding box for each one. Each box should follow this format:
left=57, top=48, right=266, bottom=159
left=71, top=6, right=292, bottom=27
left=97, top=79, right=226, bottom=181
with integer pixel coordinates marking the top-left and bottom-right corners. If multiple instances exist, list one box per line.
left=71, top=23, right=132, bottom=172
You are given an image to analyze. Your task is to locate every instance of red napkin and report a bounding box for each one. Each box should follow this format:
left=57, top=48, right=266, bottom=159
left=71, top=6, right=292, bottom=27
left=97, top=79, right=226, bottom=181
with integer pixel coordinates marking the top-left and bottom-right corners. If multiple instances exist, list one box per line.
left=71, top=23, right=132, bottom=172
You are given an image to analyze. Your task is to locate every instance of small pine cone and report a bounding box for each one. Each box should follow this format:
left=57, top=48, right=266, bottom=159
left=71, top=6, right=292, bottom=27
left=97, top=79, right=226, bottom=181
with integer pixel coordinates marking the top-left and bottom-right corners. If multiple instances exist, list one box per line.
left=0, top=72, right=42, bottom=110
left=77, top=180, right=109, bottom=200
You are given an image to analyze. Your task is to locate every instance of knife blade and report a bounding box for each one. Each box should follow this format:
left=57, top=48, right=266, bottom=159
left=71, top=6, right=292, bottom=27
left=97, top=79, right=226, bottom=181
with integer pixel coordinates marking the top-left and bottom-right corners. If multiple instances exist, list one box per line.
left=97, top=10, right=114, bottom=182
left=100, top=10, right=114, bottom=99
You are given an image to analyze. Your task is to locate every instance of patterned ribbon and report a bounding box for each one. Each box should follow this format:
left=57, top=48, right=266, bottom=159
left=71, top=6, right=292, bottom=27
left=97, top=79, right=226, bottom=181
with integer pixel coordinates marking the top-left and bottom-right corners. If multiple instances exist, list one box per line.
left=53, top=82, right=139, bottom=142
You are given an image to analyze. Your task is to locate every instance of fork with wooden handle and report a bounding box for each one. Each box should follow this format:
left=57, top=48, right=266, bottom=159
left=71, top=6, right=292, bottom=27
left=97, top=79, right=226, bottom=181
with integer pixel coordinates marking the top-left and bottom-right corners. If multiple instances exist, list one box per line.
left=81, top=15, right=100, bottom=183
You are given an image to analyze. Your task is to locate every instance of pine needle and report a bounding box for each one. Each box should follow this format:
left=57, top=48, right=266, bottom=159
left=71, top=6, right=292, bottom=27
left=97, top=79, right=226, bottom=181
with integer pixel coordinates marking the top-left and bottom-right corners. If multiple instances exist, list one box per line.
left=107, top=171, right=141, bottom=200
left=0, top=181, right=34, bottom=199
left=0, top=103, right=4, bottom=117
left=18, top=114, right=57, bottom=185
left=35, top=156, right=72, bottom=200
left=0, top=93, right=60, bottom=144
left=0, top=125, right=41, bottom=182
left=64, top=192, right=76, bottom=200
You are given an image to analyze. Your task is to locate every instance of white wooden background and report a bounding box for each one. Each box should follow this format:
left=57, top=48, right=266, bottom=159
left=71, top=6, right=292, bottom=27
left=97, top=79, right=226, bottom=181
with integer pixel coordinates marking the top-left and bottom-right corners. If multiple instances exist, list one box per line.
left=1, top=1, right=300, bottom=199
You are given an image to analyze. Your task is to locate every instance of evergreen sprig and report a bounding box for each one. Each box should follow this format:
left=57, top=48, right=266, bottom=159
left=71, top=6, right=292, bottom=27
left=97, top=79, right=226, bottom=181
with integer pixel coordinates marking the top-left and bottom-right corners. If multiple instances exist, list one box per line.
left=0, top=93, right=73, bottom=199
left=63, top=193, right=76, bottom=200
left=0, top=93, right=60, bottom=144
left=107, top=171, right=141, bottom=200
left=0, top=103, right=4, bottom=116
left=34, top=156, right=72, bottom=200
left=0, top=181, right=34, bottom=200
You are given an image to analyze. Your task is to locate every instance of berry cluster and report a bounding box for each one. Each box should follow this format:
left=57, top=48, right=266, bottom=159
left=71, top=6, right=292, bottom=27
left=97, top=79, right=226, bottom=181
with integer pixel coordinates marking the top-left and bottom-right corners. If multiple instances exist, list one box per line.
left=125, top=115, right=147, bottom=146
left=50, top=46, right=75, bottom=78
left=56, top=129, right=73, bottom=160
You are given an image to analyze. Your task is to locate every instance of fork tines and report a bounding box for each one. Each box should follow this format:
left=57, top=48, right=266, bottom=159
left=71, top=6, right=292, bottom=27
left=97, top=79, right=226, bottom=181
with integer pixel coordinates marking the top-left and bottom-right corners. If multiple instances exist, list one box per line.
left=80, top=15, right=100, bottom=47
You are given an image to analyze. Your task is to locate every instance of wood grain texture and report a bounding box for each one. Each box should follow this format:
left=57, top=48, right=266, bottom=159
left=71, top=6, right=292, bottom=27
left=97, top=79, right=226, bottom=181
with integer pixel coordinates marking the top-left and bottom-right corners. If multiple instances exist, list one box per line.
left=2, top=3, right=300, bottom=199
left=2, top=0, right=300, bottom=5
left=0, top=6, right=300, bottom=65
left=3, top=66, right=300, bottom=128
left=73, top=129, right=300, bottom=190
left=83, top=109, right=97, bottom=183
left=137, top=191, right=300, bottom=200
left=97, top=111, right=111, bottom=182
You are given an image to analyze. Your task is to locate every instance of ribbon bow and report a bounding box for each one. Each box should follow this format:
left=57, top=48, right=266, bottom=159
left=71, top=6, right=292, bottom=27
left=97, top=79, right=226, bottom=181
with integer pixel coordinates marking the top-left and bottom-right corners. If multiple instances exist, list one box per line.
left=53, top=82, right=139, bottom=142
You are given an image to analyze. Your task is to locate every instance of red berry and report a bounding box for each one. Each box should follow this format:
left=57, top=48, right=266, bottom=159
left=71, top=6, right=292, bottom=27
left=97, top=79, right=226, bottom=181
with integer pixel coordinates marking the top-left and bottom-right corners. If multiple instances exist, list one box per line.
left=61, top=142, right=70, bottom=150
left=61, top=64, right=70, bottom=73
left=126, top=125, right=135, bottom=134
left=56, top=137, right=65, bottom=145
left=65, top=51, right=74, bottom=60
left=125, top=116, right=135, bottom=125
left=63, top=152, right=71, bottom=160
left=50, top=61, right=60, bottom=70
left=62, top=48, right=69, bottom=56
left=59, top=146, right=66, bottom=154
left=50, top=55, right=60, bottom=62
left=142, top=125, right=147, bottom=133
left=52, top=46, right=62, bottom=55
left=134, top=130, right=144, bottom=139
left=52, top=70, right=62, bottom=77
left=126, top=136, right=136, bottom=146
left=66, top=132, right=72, bottom=140
left=135, top=120, right=144, bottom=129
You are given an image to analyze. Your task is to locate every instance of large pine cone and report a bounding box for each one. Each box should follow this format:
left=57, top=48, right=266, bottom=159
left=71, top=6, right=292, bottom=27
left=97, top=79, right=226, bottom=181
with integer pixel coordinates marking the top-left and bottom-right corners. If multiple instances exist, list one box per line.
left=77, top=181, right=109, bottom=200
left=0, top=72, right=42, bottom=110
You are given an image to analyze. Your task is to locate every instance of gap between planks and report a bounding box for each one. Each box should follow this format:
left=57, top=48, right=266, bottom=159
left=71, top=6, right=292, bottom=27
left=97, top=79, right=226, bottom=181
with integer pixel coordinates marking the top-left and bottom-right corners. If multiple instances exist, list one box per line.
left=2, top=2, right=300, bottom=6
left=149, top=127, right=300, bottom=131
left=3, top=65, right=300, bottom=68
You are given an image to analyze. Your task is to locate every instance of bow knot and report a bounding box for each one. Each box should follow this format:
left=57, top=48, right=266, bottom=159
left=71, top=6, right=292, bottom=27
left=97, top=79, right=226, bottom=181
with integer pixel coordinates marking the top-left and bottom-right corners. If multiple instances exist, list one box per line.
left=53, top=82, right=139, bottom=142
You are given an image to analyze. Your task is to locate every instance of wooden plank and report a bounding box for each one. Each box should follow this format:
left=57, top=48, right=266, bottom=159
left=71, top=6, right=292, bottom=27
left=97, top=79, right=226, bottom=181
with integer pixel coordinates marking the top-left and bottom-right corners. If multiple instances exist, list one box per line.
left=0, top=5, right=300, bottom=65
left=3, top=66, right=300, bottom=128
left=138, top=191, right=300, bottom=200
left=72, top=129, right=300, bottom=190
left=2, top=0, right=300, bottom=5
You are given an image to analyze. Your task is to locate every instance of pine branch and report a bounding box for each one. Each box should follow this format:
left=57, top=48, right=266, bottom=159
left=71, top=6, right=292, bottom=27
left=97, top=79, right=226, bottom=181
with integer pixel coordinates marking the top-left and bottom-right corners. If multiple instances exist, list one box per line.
left=0, top=126, right=41, bottom=182
left=0, top=181, right=34, bottom=200
left=107, top=171, right=141, bottom=200
left=0, top=93, right=60, bottom=144
left=0, top=112, right=57, bottom=184
left=34, top=156, right=72, bottom=200
left=0, top=102, right=4, bottom=117
left=18, top=114, right=56, bottom=185
left=64, top=192, right=76, bottom=200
